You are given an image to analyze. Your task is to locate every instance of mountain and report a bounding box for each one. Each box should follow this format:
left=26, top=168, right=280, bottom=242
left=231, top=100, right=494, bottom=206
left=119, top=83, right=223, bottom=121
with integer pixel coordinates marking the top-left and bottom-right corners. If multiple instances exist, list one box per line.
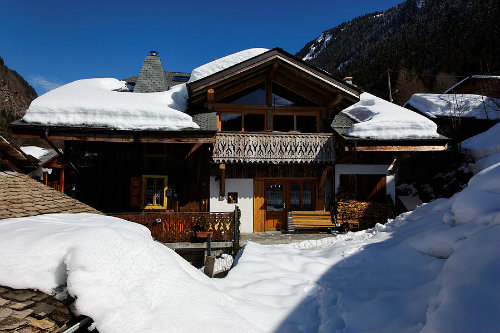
left=0, top=56, right=37, bottom=141
left=296, top=0, right=500, bottom=105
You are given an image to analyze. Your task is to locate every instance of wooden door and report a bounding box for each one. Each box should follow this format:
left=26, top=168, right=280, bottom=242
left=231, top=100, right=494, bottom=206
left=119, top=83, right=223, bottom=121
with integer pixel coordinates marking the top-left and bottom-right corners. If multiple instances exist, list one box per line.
left=265, top=182, right=286, bottom=231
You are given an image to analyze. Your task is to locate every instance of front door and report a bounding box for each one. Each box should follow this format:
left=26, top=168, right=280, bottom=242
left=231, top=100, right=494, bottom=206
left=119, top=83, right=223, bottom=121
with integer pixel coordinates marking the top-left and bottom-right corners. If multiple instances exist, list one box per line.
left=264, top=180, right=315, bottom=231
left=265, top=182, right=286, bottom=231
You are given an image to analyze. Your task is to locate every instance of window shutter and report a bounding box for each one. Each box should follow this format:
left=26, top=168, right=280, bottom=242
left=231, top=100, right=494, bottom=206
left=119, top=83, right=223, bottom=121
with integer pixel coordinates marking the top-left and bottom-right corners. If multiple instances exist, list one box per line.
left=130, top=176, right=142, bottom=208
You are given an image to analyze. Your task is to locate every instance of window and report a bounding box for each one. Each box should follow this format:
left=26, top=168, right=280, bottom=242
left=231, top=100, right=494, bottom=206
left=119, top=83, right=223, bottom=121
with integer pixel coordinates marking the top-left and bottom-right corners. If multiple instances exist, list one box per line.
left=142, top=175, right=168, bottom=209
left=227, top=192, right=238, bottom=204
left=173, top=76, right=189, bottom=82
left=220, top=113, right=242, bottom=131
left=273, top=115, right=294, bottom=132
left=296, top=116, right=317, bottom=133
left=244, top=113, right=265, bottom=132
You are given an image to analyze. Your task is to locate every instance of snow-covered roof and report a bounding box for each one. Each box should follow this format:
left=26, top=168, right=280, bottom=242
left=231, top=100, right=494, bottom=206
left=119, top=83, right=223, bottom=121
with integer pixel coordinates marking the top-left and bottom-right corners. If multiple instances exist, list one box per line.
left=405, top=93, right=500, bottom=120
left=20, top=146, right=50, bottom=160
left=21, top=49, right=274, bottom=131
left=22, top=78, right=199, bottom=131
left=444, top=75, right=500, bottom=94
left=339, top=92, right=440, bottom=140
left=188, top=48, right=269, bottom=83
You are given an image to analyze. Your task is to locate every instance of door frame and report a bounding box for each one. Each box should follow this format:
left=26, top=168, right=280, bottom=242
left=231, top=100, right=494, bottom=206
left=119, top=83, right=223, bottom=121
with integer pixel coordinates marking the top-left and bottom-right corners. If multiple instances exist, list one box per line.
left=255, top=177, right=318, bottom=231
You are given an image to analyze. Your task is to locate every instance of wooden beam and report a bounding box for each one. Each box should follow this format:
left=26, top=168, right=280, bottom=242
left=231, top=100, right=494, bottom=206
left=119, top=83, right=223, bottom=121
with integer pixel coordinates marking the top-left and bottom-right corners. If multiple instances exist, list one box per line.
left=327, top=94, right=344, bottom=107
left=183, top=143, right=203, bottom=160
left=194, top=74, right=266, bottom=105
left=1, top=158, right=22, bottom=173
left=265, top=75, right=272, bottom=106
left=319, top=166, right=333, bottom=193
left=14, top=134, right=215, bottom=143
left=212, top=103, right=327, bottom=112
left=219, top=164, right=226, bottom=201
left=207, top=89, right=215, bottom=111
left=354, top=144, right=448, bottom=152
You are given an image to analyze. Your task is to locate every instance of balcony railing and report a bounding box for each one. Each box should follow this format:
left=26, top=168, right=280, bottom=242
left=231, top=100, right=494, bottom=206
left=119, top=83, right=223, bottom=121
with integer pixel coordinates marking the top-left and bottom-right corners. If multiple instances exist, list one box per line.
left=212, top=132, right=335, bottom=164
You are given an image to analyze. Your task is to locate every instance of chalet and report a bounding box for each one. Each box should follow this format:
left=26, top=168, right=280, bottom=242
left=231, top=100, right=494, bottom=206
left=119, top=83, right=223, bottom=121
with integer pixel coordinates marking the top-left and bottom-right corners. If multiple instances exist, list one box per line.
left=11, top=48, right=448, bottom=234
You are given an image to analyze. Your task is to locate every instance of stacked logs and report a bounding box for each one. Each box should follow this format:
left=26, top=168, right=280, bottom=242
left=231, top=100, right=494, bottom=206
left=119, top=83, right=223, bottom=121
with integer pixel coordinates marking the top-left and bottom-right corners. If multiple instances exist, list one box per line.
left=336, top=188, right=394, bottom=231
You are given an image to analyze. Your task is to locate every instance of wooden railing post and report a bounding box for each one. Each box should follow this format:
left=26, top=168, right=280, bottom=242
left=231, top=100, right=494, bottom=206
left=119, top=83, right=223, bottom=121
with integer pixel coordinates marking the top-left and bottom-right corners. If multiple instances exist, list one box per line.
left=233, top=206, right=240, bottom=255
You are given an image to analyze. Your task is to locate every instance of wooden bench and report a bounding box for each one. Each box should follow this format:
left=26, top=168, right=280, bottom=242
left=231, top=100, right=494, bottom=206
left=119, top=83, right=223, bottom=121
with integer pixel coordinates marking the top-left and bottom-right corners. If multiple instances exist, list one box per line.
left=287, top=210, right=335, bottom=232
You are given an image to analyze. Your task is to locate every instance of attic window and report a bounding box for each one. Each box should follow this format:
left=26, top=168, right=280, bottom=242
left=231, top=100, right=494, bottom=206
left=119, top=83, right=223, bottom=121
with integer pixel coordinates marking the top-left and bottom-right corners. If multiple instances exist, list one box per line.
left=173, top=76, right=189, bottom=82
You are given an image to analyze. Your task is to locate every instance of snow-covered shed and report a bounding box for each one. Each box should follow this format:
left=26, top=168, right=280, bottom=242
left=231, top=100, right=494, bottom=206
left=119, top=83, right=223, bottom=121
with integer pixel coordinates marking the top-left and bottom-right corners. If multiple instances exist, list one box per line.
left=405, top=79, right=500, bottom=140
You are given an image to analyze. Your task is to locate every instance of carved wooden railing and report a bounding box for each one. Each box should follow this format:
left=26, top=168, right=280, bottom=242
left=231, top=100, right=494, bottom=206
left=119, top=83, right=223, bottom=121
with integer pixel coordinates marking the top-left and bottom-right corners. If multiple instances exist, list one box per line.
left=112, top=211, right=236, bottom=243
left=213, top=132, right=335, bottom=163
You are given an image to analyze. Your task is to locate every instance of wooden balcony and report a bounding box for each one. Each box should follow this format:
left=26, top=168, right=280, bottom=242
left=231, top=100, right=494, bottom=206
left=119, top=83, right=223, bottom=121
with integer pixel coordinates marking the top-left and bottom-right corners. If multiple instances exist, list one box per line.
left=212, top=132, right=335, bottom=164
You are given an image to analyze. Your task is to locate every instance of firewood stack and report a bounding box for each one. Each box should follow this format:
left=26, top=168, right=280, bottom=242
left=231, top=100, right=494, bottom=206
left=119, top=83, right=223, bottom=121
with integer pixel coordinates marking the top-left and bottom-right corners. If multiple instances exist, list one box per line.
left=336, top=188, right=394, bottom=231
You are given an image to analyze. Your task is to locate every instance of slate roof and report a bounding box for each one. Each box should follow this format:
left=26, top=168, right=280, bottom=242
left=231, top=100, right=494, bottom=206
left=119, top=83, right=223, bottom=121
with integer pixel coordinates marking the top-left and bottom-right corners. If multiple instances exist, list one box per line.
left=0, top=171, right=101, bottom=219
left=0, top=285, right=73, bottom=333
left=123, top=71, right=191, bottom=90
left=191, top=112, right=218, bottom=131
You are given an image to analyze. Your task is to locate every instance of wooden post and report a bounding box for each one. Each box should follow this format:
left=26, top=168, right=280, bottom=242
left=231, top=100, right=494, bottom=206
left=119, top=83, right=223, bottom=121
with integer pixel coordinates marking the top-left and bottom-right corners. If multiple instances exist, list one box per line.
left=59, top=169, right=65, bottom=193
left=233, top=205, right=240, bottom=255
left=207, top=89, right=215, bottom=111
left=204, top=255, right=216, bottom=278
left=219, top=164, right=226, bottom=201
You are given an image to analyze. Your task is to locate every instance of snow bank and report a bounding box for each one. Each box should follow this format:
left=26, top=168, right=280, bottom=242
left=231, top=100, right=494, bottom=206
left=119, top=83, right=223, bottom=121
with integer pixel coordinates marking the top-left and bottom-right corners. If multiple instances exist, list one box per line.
left=20, top=146, right=50, bottom=159
left=343, top=92, right=440, bottom=139
left=406, top=93, right=500, bottom=120
left=189, top=48, right=268, bottom=82
left=22, top=78, right=199, bottom=130
left=0, top=214, right=259, bottom=333
left=462, top=122, right=500, bottom=160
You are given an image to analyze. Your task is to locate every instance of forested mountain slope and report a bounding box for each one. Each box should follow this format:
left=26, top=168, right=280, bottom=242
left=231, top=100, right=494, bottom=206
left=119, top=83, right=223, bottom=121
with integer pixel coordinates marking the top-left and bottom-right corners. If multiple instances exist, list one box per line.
left=296, top=0, right=500, bottom=104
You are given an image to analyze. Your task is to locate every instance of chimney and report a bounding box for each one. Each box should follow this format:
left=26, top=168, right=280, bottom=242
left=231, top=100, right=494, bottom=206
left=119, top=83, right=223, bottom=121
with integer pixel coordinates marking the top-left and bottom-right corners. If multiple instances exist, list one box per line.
left=343, top=76, right=353, bottom=85
left=133, top=51, right=168, bottom=93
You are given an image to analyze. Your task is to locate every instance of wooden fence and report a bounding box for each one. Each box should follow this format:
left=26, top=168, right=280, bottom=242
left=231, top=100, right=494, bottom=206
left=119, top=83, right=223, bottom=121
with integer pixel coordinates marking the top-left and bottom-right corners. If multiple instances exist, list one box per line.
left=112, top=210, right=239, bottom=244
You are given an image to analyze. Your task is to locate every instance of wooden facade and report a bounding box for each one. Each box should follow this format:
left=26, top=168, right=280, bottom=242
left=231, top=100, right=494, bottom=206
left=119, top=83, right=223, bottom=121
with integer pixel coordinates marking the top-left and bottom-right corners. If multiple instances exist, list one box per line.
left=64, top=141, right=211, bottom=214
left=186, top=49, right=361, bottom=232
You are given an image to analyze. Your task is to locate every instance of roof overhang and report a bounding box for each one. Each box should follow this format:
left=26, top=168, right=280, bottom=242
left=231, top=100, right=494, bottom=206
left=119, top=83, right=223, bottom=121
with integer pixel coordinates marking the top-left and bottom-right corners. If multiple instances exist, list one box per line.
left=333, top=129, right=449, bottom=152
left=10, top=120, right=216, bottom=144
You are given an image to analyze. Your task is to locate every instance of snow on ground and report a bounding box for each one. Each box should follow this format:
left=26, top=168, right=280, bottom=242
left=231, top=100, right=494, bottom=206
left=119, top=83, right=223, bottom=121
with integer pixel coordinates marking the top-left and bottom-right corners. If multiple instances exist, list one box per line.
left=0, top=214, right=259, bottom=333
left=0, top=129, right=498, bottom=333
left=406, top=93, right=500, bottom=120
left=343, top=92, right=440, bottom=139
left=20, top=146, right=50, bottom=159
left=22, top=79, right=199, bottom=131
left=189, top=48, right=269, bottom=82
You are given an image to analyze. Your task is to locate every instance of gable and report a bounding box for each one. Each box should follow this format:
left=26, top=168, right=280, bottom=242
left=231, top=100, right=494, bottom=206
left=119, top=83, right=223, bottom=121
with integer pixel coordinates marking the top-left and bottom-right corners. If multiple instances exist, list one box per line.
left=187, top=48, right=360, bottom=110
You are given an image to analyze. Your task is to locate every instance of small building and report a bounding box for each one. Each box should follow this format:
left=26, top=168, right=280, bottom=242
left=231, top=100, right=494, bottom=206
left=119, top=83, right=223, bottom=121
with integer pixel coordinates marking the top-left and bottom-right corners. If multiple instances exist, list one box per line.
left=405, top=76, right=500, bottom=141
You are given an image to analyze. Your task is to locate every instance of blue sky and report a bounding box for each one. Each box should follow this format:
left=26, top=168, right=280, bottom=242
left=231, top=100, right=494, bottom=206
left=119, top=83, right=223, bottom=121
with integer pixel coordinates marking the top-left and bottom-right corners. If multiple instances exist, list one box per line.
left=1, top=0, right=403, bottom=95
